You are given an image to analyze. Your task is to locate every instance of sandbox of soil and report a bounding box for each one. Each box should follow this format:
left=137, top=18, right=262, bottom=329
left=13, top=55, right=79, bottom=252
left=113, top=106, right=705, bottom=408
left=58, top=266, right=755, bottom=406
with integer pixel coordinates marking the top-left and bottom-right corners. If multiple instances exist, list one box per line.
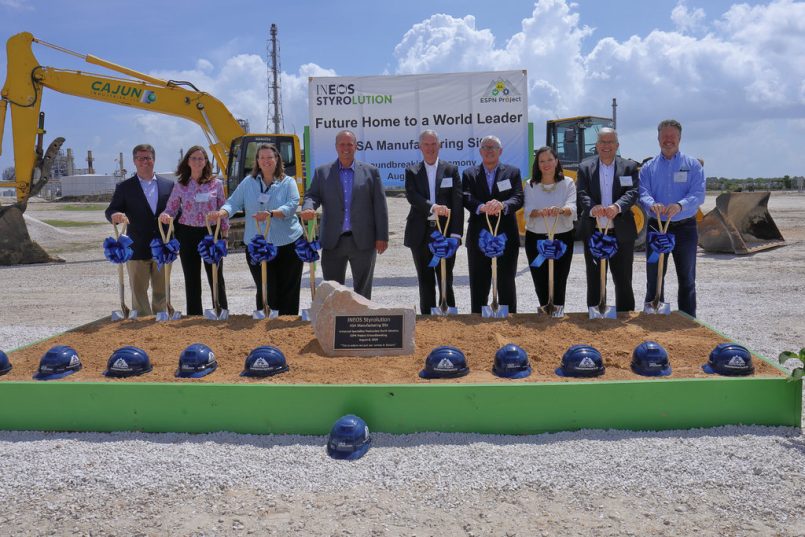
left=4, top=313, right=782, bottom=384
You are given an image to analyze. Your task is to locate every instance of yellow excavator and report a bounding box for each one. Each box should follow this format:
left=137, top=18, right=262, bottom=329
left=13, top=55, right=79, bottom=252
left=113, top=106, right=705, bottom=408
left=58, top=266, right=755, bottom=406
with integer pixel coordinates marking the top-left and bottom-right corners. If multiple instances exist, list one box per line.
left=0, top=31, right=303, bottom=264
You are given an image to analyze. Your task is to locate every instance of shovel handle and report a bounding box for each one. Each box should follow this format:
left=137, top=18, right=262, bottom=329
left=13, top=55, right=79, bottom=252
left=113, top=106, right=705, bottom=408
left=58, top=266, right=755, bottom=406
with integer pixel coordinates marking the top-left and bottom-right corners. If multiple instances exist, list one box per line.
left=205, top=213, right=221, bottom=240
left=485, top=212, right=501, bottom=236
left=254, top=213, right=271, bottom=238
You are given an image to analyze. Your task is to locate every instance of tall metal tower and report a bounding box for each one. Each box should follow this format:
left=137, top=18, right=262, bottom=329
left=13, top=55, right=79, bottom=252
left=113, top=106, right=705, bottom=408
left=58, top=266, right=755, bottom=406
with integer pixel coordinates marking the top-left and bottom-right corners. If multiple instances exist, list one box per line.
left=267, top=24, right=284, bottom=133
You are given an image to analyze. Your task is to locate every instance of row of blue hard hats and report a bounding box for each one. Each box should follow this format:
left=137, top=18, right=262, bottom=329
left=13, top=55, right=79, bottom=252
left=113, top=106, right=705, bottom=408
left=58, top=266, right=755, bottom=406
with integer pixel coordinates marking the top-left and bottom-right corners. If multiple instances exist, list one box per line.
left=0, top=341, right=754, bottom=381
left=0, top=344, right=289, bottom=381
left=419, top=341, right=755, bottom=379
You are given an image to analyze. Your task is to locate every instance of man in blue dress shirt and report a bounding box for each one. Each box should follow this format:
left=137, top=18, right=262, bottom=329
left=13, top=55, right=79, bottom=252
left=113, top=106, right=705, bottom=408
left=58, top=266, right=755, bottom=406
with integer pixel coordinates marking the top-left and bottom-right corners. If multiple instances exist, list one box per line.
left=638, top=119, right=705, bottom=317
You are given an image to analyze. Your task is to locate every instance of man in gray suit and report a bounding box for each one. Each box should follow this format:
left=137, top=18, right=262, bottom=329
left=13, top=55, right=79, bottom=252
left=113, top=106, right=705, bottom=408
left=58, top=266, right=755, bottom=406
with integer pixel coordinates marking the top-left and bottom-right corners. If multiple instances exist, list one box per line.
left=301, top=130, right=389, bottom=299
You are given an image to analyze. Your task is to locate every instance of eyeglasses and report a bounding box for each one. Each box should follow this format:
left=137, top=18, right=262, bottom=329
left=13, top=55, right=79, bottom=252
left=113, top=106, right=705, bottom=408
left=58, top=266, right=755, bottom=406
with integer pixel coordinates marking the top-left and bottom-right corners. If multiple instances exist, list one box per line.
left=134, top=156, right=154, bottom=162
left=480, top=145, right=500, bottom=151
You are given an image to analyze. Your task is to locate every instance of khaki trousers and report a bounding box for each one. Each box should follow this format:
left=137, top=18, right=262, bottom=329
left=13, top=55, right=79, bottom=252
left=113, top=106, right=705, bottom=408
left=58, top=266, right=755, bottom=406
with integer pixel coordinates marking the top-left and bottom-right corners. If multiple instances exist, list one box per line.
left=127, top=259, right=167, bottom=316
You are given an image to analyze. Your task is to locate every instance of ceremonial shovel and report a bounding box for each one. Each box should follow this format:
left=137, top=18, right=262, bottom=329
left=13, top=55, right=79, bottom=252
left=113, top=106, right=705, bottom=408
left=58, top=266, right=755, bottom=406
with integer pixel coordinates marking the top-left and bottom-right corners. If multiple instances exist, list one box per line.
left=430, top=210, right=458, bottom=316
left=203, top=215, right=229, bottom=321
left=588, top=218, right=617, bottom=320
left=643, top=209, right=672, bottom=315
left=300, top=218, right=319, bottom=322
left=253, top=215, right=279, bottom=320
left=481, top=213, right=508, bottom=319
left=155, top=219, right=182, bottom=322
left=539, top=214, right=564, bottom=318
left=110, top=222, right=137, bottom=321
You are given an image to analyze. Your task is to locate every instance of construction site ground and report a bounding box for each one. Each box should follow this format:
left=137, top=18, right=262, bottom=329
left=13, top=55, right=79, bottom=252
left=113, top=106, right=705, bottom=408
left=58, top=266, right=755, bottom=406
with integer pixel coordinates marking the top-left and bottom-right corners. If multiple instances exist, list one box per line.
left=0, top=192, right=803, bottom=536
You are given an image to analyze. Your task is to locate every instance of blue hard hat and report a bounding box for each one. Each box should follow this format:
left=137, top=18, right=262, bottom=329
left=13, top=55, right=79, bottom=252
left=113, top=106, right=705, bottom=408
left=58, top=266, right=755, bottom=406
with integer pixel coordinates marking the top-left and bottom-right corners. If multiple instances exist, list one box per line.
left=175, top=343, right=218, bottom=378
left=631, top=341, right=672, bottom=377
left=326, top=414, right=371, bottom=461
left=33, top=345, right=82, bottom=381
left=0, top=350, right=11, bottom=376
left=241, top=346, right=289, bottom=377
left=703, top=343, right=754, bottom=376
left=104, top=346, right=153, bottom=378
left=492, top=344, right=531, bottom=379
left=419, top=345, right=469, bottom=379
left=556, top=344, right=605, bottom=378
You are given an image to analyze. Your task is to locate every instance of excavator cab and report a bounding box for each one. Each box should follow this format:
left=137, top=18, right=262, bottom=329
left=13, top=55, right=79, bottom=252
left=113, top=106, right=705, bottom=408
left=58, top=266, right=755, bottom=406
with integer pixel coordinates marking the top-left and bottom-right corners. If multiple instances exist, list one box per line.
left=546, top=116, right=614, bottom=175
left=225, top=134, right=302, bottom=196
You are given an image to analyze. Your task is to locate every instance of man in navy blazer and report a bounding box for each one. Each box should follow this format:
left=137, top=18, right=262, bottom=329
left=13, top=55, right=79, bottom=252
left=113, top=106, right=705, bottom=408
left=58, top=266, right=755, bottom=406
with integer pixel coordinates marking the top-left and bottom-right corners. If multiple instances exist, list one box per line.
left=462, top=135, right=524, bottom=314
left=301, top=130, right=389, bottom=299
left=105, top=144, right=174, bottom=315
left=404, top=130, right=464, bottom=314
left=576, top=128, right=640, bottom=312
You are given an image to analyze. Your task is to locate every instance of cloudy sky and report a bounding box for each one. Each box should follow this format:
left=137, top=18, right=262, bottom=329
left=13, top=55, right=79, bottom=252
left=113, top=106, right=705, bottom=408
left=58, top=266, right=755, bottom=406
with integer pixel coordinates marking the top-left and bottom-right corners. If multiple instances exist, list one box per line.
left=1, top=0, right=803, bottom=179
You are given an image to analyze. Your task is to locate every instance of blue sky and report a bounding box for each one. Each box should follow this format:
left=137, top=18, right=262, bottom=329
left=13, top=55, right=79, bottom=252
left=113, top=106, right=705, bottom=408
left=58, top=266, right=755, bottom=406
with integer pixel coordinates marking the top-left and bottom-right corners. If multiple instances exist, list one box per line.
left=2, top=0, right=803, bottom=179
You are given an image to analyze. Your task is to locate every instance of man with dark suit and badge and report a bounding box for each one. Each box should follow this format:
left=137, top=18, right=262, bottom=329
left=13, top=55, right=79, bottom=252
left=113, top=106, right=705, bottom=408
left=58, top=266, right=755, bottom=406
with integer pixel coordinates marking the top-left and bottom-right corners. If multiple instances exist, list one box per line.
left=462, top=135, right=524, bottom=314
left=576, top=128, right=640, bottom=313
left=301, top=130, right=389, bottom=300
left=105, top=144, right=175, bottom=316
left=404, top=130, right=464, bottom=315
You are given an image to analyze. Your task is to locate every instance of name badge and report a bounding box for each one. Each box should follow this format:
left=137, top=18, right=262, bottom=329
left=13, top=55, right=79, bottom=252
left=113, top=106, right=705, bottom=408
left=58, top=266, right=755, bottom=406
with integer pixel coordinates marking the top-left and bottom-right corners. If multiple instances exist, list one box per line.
left=497, top=179, right=512, bottom=192
left=619, top=176, right=633, bottom=187
left=194, top=192, right=210, bottom=203
left=674, top=171, right=687, bottom=183
left=258, top=193, right=270, bottom=204
left=440, top=177, right=453, bottom=188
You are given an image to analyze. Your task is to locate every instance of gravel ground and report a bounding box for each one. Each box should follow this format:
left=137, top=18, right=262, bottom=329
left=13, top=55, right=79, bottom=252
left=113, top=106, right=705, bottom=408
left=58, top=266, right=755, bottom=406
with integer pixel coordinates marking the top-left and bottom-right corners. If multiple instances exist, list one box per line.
left=1, top=192, right=804, bottom=536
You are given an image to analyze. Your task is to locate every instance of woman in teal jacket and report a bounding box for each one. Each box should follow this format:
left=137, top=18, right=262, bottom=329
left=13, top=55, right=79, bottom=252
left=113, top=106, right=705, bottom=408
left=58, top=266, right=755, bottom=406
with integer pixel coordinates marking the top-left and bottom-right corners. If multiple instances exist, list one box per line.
left=216, top=143, right=304, bottom=315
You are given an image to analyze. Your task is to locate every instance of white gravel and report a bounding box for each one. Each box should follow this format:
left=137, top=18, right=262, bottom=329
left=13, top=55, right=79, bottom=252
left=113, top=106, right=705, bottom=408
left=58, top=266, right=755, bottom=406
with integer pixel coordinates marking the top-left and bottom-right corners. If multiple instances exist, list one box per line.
left=1, top=193, right=804, bottom=536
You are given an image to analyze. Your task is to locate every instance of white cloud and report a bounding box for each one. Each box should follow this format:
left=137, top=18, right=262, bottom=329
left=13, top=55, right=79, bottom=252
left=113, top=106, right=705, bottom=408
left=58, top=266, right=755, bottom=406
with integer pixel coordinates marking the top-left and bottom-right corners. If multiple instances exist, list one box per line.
left=0, top=0, right=33, bottom=11
left=388, top=0, right=805, bottom=176
left=671, top=1, right=707, bottom=34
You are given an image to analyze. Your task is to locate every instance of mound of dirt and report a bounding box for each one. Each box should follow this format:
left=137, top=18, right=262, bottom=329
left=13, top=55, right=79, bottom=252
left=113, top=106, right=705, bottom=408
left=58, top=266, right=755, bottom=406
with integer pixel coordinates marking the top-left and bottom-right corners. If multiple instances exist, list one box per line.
left=3, top=313, right=780, bottom=383
left=0, top=205, right=62, bottom=265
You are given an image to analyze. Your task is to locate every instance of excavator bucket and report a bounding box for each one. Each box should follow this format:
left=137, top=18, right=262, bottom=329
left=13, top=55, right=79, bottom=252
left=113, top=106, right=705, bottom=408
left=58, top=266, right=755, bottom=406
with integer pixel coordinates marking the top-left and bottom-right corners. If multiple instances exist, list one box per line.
left=697, top=192, right=785, bottom=254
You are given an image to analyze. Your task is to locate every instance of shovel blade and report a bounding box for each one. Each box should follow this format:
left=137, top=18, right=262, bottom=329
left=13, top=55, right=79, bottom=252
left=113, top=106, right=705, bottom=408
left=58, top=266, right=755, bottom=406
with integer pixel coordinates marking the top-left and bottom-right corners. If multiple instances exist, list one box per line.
left=588, top=305, right=617, bottom=319
left=540, top=304, right=565, bottom=318
left=300, top=308, right=312, bottom=321
left=128, top=310, right=138, bottom=320
left=170, top=310, right=183, bottom=320
left=481, top=304, right=509, bottom=318
left=155, top=311, right=170, bottom=322
left=430, top=305, right=458, bottom=316
left=252, top=309, right=266, bottom=320
left=111, top=310, right=125, bottom=322
left=204, top=308, right=223, bottom=321
left=643, top=301, right=671, bottom=315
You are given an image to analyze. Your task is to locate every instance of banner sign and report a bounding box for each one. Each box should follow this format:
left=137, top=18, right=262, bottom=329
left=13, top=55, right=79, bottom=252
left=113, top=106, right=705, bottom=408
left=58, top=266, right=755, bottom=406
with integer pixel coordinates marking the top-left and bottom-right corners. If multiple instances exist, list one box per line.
left=308, top=71, right=529, bottom=190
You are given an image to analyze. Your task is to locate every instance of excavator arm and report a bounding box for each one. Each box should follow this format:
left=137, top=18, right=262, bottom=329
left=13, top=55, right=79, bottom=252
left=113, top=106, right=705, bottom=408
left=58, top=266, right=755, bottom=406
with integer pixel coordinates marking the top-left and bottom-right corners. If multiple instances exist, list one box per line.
left=0, top=31, right=246, bottom=207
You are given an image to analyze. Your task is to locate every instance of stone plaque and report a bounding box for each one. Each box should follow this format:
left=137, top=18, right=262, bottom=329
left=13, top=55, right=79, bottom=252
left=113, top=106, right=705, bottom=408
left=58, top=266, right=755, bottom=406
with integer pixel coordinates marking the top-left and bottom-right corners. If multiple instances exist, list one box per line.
left=334, top=315, right=404, bottom=350
left=312, top=280, right=415, bottom=356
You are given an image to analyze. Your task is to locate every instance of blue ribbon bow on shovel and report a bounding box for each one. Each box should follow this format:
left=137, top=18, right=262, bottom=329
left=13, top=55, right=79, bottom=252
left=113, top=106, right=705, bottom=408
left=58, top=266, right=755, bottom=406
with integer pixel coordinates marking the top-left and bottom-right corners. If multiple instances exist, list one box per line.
left=531, top=239, right=567, bottom=267
left=293, top=235, right=321, bottom=263
left=647, top=231, right=676, bottom=264
left=198, top=234, right=227, bottom=265
left=479, top=228, right=507, bottom=258
left=428, top=230, right=459, bottom=268
left=247, top=234, right=277, bottom=265
left=149, top=236, right=180, bottom=270
left=103, top=234, right=134, bottom=264
left=588, top=231, right=618, bottom=260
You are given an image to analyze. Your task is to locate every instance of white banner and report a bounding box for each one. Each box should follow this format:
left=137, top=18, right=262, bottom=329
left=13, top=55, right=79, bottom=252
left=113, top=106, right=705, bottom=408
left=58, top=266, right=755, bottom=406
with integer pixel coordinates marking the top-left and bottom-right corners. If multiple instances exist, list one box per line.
left=308, top=71, right=529, bottom=190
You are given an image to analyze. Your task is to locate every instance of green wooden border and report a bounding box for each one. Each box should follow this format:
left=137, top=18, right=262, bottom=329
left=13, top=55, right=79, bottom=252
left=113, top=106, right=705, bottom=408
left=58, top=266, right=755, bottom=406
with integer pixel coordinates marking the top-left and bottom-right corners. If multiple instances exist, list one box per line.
left=0, top=375, right=799, bottom=435
left=1, top=314, right=800, bottom=434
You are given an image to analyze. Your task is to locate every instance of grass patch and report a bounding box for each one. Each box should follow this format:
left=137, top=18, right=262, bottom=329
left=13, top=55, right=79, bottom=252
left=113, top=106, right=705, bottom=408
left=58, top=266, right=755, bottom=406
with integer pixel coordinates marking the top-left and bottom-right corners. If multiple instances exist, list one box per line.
left=41, top=219, right=104, bottom=228
left=59, top=204, right=108, bottom=211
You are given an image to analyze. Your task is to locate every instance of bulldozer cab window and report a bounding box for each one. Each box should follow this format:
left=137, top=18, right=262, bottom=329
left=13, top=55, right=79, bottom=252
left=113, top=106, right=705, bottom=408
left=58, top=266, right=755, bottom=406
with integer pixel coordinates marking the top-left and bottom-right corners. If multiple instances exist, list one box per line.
left=227, top=136, right=298, bottom=193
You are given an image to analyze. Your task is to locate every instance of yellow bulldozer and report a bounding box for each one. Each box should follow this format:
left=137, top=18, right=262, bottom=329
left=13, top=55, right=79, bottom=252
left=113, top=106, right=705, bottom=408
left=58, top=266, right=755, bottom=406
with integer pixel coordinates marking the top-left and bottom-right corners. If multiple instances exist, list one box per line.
left=0, top=31, right=304, bottom=264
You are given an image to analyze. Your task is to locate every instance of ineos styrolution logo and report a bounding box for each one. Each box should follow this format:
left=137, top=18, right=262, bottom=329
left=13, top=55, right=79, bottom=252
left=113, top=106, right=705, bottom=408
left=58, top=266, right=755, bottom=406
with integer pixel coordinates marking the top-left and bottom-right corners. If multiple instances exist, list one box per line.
left=313, top=83, right=392, bottom=106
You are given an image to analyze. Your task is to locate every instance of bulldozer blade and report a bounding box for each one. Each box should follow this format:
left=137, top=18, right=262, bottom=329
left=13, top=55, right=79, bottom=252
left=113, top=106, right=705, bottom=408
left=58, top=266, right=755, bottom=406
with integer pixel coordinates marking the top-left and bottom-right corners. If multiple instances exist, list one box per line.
left=588, top=305, right=616, bottom=320
left=481, top=304, right=508, bottom=318
left=698, top=192, right=785, bottom=254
